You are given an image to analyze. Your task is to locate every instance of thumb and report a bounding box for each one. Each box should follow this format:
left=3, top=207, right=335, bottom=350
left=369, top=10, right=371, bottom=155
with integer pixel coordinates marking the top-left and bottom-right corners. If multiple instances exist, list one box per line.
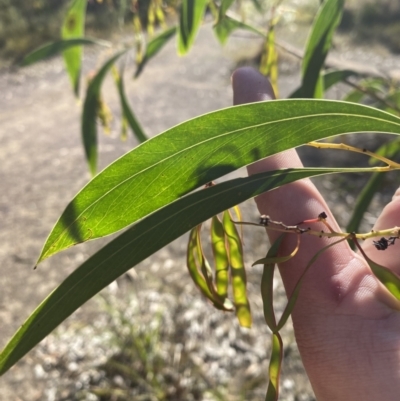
left=232, top=67, right=354, bottom=303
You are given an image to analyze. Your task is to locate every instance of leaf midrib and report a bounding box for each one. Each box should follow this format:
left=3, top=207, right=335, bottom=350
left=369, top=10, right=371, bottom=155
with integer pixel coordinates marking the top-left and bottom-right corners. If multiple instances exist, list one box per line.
left=43, top=111, right=400, bottom=259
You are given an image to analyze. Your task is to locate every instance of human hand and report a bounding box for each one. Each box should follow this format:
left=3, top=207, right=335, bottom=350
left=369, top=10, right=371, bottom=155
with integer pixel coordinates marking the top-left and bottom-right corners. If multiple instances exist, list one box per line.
left=232, top=67, right=400, bottom=401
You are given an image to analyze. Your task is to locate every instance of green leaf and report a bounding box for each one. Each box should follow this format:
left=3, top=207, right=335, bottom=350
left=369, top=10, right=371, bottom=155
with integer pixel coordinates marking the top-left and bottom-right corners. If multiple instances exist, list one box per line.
left=177, top=0, right=208, bottom=55
left=213, top=15, right=264, bottom=45
left=259, top=26, right=278, bottom=96
left=261, top=235, right=285, bottom=332
left=2, top=167, right=369, bottom=375
left=343, top=88, right=365, bottom=103
left=384, top=90, right=400, bottom=115
left=186, top=225, right=231, bottom=310
left=253, top=234, right=300, bottom=266
left=298, top=0, right=344, bottom=98
left=37, top=100, right=400, bottom=263
left=323, top=69, right=359, bottom=91
left=21, top=38, right=110, bottom=66
left=114, top=68, right=148, bottom=143
left=61, top=0, right=87, bottom=96
left=265, top=332, right=283, bottom=401
left=370, top=137, right=400, bottom=165
left=82, top=50, right=129, bottom=176
left=218, top=0, right=236, bottom=20
left=135, top=26, right=177, bottom=78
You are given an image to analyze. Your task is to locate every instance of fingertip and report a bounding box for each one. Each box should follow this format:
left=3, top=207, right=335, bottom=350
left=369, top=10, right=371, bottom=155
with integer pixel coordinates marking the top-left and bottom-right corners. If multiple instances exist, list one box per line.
left=232, top=67, right=275, bottom=105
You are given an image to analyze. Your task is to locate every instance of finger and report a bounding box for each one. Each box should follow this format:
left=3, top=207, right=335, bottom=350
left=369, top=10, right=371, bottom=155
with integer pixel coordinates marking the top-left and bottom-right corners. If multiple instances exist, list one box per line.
left=362, top=187, right=400, bottom=276
left=233, top=67, right=400, bottom=401
left=232, top=67, right=367, bottom=308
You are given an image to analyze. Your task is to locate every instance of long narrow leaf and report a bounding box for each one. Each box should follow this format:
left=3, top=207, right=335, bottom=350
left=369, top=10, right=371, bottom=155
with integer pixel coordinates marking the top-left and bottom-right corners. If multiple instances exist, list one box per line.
left=82, top=50, right=129, bottom=176
left=177, top=0, right=208, bottom=55
left=260, top=27, right=278, bottom=97
left=114, top=68, right=148, bottom=143
left=218, top=0, right=236, bottom=20
left=213, top=16, right=264, bottom=45
left=253, top=235, right=299, bottom=266
left=323, top=69, right=359, bottom=91
left=261, top=235, right=285, bottom=332
left=135, top=26, right=177, bottom=78
left=38, top=100, right=400, bottom=263
left=1, top=167, right=379, bottom=375
left=21, top=38, right=110, bottom=66
left=298, top=0, right=344, bottom=98
left=265, top=332, right=283, bottom=401
left=61, top=0, right=87, bottom=96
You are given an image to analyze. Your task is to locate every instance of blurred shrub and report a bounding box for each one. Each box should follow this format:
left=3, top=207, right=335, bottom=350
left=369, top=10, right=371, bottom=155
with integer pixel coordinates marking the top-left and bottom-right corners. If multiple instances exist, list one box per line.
left=337, top=0, right=400, bottom=53
left=0, top=0, right=176, bottom=63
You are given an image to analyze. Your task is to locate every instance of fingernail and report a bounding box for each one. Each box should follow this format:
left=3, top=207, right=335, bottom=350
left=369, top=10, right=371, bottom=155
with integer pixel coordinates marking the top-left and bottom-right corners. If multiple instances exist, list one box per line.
left=232, top=67, right=275, bottom=105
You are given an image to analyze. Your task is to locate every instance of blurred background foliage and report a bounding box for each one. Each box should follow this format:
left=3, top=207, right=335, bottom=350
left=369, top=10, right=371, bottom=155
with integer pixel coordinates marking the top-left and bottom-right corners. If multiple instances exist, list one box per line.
left=1, top=0, right=400, bottom=64
left=0, top=0, right=177, bottom=62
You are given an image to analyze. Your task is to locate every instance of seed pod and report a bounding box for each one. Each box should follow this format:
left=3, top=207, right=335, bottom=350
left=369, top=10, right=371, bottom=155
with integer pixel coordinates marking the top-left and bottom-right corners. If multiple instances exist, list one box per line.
left=222, top=210, right=252, bottom=328
left=187, top=225, right=233, bottom=311
left=211, top=215, right=229, bottom=298
left=186, top=225, right=214, bottom=300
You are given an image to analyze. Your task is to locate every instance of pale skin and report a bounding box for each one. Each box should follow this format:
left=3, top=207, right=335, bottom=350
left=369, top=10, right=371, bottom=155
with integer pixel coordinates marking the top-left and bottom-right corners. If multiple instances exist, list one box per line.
left=232, top=67, right=400, bottom=401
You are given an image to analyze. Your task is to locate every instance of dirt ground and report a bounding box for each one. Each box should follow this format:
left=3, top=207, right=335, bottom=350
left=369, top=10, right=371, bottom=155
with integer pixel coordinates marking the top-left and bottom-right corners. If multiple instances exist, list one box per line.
left=1, top=23, right=400, bottom=401
left=0, top=26, right=288, bottom=401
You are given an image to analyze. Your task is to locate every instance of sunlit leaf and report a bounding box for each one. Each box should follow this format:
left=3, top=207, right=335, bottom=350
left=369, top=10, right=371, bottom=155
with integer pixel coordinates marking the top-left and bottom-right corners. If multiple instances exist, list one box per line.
left=82, top=50, right=129, bottom=176
left=61, top=0, right=87, bottom=96
left=213, top=15, right=264, bottom=45
left=177, top=0, right=208, bottom=55
left=260, top=27, right=279, bottom=97
left=265, top=332, right=283, bottom=401
left=135, top=26, right=177, bottom=78
left=297, top=0, right=344, bottom=98
left=21, top=38, right=110, bottom=66
left=37, top=100, right=400, bottom=263
left=0, top=167, right=391, bottom=375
